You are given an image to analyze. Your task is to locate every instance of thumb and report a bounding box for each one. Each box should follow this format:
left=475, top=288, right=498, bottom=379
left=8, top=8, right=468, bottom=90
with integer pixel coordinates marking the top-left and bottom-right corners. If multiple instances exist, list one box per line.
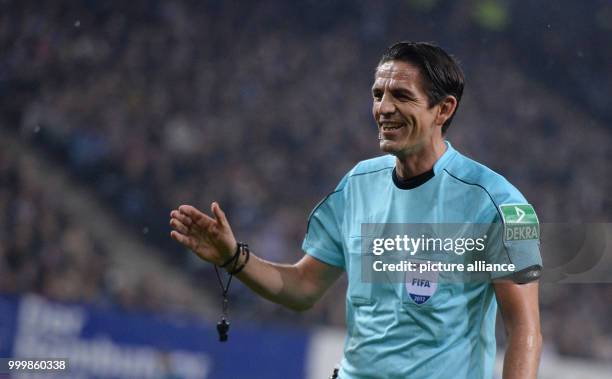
left=211, top=201, right=228, bottom=227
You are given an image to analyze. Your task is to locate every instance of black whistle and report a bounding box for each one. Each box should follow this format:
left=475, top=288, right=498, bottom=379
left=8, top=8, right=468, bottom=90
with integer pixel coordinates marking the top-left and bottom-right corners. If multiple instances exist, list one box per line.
left=217, top=318, right=230, bottom=342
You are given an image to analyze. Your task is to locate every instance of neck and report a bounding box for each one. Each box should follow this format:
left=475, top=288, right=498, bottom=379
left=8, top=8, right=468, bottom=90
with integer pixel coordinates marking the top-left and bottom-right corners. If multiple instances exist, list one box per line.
left=395, top=139, right=447, bottom=179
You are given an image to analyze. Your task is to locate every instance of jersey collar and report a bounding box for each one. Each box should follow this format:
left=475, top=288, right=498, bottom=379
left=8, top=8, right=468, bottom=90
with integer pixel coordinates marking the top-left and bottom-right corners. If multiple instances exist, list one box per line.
left=433, top=140, right=457, bottom=175
left=391, top=141, right=456, bottom=190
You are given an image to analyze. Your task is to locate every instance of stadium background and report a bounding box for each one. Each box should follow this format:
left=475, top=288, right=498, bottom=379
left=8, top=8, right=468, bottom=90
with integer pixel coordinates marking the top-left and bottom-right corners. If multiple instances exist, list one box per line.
left=1, top=0, right=611, bottom=378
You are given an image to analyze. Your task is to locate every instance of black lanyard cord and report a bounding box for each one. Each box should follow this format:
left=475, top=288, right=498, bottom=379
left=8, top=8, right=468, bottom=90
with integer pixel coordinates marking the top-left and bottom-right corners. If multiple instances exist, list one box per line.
left=213, top=242, right=250, bottom=342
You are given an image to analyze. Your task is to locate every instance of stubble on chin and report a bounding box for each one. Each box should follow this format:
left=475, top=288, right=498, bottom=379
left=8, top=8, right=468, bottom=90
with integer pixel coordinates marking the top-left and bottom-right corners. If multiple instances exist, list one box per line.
left=379, top=139, right=424, bottom=160
left=378, top=139, right=396, bottom=154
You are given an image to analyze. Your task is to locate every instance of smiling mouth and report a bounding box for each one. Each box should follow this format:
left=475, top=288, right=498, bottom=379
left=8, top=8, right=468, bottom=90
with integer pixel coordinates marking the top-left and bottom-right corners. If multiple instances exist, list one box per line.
left=380, top=124, right=405, bottom=131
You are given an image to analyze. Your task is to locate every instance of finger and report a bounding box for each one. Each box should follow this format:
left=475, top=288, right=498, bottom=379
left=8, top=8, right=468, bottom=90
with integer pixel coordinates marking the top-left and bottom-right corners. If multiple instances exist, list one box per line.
left=171, top=210, right=192, bottom=226
left=170, top=230, right=196, bottom=249
left=211, top=202, right=228, bottom=227
left=179, top=205, right=215, bottom=227
left=170, top=218, right=189, bottom=235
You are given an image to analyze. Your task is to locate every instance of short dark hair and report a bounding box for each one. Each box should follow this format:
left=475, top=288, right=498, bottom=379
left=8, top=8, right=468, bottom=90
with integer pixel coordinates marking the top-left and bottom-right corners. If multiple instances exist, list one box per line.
left=378, top=41, right=464, bottom=134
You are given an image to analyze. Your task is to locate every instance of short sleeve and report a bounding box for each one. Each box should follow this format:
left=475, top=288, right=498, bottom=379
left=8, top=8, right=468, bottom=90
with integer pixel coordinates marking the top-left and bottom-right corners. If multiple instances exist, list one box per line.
left=485, top=206, right=542, bottom=280
left=302, top=187, right=346, bottom=269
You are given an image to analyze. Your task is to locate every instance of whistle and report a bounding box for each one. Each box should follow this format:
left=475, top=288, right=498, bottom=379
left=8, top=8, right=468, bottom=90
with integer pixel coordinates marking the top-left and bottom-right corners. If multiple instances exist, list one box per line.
left=217, top=318, right=230, bottom=342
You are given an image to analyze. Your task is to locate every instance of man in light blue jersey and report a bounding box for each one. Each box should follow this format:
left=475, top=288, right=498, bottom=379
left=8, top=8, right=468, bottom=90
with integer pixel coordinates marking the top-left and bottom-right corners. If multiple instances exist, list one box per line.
left=170, top=42, right=542, bottom=379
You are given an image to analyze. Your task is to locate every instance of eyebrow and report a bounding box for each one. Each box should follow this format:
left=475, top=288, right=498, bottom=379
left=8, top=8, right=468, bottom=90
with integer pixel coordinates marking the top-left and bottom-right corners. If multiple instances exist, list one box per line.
left=390, top=88, right=416, bottom=98
left=371, top=85, right=417, bottom=99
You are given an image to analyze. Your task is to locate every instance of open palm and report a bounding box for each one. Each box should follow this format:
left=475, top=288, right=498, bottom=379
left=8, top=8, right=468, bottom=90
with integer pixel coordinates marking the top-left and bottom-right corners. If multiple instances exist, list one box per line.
left=169, top=202, right=237, bottom=266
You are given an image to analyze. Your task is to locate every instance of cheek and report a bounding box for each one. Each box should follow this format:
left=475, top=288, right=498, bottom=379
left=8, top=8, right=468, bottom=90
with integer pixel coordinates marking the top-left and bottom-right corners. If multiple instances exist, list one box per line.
left=407, top=110, right=433, bottom=131
left=423, top=113, right=438, bottom=131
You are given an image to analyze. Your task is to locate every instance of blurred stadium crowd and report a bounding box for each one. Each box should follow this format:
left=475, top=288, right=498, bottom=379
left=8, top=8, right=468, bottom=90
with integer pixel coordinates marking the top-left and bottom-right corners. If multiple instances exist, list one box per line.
left=0, top=138, right=196, bottom=314
left=1, top=0, right=611, bottom=361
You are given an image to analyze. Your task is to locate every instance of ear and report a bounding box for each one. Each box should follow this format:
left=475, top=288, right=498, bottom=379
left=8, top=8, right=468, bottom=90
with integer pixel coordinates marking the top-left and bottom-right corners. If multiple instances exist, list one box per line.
left=435, top=95, right=458, bottom=127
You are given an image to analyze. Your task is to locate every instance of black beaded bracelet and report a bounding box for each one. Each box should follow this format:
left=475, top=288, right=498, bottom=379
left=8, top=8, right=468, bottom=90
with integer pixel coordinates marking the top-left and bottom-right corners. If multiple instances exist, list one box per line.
left=228, top=243, right=250, bottom=275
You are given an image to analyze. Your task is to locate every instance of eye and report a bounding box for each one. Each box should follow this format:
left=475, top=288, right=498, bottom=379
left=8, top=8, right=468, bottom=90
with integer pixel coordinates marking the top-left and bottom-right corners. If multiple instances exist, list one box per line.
left=392, top=90, right=414, bottom=102
left=372, top=89, right=383, bottom=101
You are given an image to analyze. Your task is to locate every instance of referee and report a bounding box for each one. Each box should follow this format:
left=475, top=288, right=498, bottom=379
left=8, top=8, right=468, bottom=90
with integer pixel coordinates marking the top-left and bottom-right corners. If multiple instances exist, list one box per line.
left=170, top=41, right=542, bottom=379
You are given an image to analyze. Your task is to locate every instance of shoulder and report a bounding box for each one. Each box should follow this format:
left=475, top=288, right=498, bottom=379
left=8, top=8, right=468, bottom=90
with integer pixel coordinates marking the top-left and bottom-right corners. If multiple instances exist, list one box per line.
left=332, top=155, right=395, bottom=192
left=441, top=150, right=528, bottom=208
left=347, top=155, right=395, bottom=179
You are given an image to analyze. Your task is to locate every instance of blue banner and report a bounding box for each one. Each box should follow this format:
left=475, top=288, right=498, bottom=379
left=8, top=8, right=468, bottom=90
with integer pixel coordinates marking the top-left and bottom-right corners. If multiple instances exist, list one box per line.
left=0, top=294, right=308, bottom=379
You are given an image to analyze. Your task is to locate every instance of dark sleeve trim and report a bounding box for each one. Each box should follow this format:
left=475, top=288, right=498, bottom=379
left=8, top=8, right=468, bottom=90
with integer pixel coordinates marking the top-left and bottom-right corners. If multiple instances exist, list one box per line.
left=495, top=264, right=542, bottom=284
left=303, top=247, right=346, bottom=269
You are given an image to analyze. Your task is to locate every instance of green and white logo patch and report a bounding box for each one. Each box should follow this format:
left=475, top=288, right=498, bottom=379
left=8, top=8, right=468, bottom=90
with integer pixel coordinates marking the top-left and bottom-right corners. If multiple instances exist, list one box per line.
left=499, top=204, right=539, bottom=241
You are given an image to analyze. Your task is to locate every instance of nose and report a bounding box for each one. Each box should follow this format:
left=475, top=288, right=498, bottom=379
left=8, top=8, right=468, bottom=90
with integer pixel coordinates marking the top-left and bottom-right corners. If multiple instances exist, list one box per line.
left=378, top=92, right=396, bottom=117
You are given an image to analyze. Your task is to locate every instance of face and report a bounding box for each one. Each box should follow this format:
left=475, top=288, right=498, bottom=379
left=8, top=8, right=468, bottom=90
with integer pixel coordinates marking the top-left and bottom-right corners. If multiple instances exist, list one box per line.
left=372, top=60, right=442, bottom=158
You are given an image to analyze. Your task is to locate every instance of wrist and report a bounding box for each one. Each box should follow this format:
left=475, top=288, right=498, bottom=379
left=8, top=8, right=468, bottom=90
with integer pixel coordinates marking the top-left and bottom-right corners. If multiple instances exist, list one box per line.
left=224, top=243, right=250, bottom=275
left=219, top=242, right=240, bottom=268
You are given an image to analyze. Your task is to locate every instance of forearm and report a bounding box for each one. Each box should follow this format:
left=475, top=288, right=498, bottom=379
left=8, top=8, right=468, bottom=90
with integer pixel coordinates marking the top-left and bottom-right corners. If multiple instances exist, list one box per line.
left=231, top=252, right=324, bottom=311
left=169, top=204, right=341, bottom=311
left=502, top=328, right=542, bottom=379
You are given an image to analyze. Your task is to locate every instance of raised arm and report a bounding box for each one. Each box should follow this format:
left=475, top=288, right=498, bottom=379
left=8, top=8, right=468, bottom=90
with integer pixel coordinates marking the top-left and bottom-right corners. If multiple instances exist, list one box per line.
left=494, top=280, right=542, bottom=379
left=170, top=202, right=344, bottom=311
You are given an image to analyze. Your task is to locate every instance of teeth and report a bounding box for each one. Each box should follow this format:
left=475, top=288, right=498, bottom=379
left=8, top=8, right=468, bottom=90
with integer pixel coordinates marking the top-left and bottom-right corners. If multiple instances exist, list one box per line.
left=382, top=124, right=403, bottom=130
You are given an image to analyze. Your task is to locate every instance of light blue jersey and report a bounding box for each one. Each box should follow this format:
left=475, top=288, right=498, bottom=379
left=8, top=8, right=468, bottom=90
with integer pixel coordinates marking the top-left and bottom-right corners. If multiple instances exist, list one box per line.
left=302, top=141, right=542, bottom=379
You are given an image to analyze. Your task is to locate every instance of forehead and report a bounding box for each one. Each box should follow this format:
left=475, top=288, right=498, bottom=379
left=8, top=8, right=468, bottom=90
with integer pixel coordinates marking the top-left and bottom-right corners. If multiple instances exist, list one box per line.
left=373, top=60, right=422, bottom=87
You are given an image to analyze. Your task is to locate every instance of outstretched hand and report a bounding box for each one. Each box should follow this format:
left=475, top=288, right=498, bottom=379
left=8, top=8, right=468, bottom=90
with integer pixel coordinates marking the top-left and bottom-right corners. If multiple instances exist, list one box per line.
left=169, top=202, right=237, bottom=266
